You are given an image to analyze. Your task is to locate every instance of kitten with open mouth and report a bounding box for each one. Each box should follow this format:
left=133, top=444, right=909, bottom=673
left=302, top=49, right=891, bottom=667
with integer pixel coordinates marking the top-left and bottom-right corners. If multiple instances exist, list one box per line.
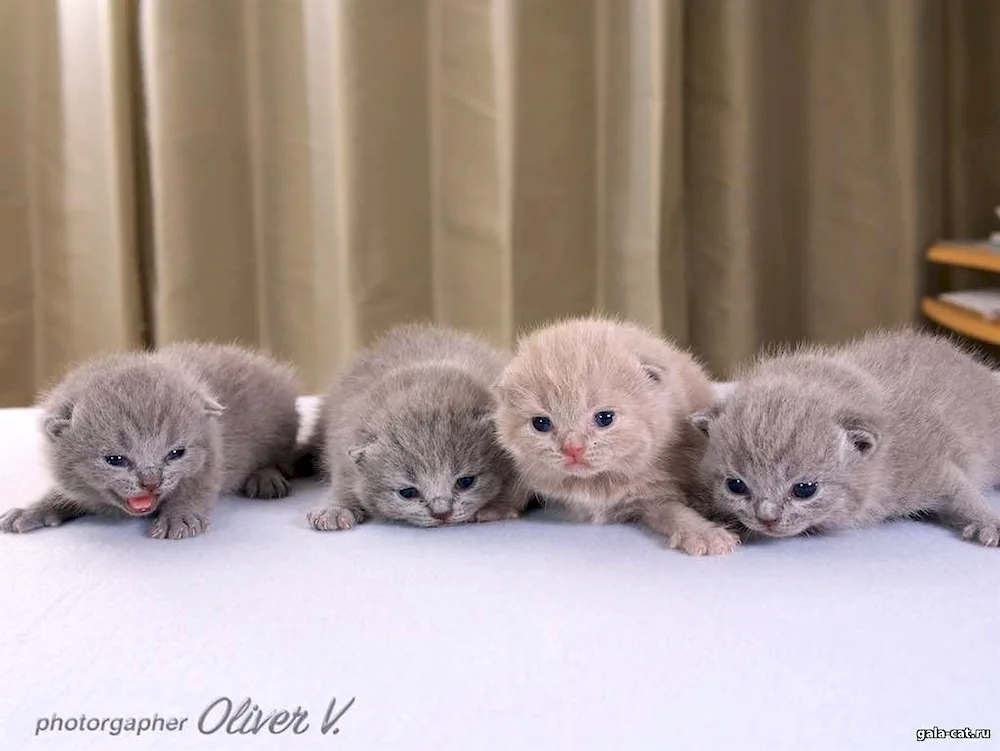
left=125, top=492, right=157, bottom=515
left=0, top=342, right=300, bottom=540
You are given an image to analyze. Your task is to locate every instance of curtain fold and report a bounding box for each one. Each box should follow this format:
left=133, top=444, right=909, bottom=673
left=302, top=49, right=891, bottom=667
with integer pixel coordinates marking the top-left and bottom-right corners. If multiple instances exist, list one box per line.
left=1, top=0, right=999, bottom=406
left=1, top=0, right=143, bottom=403
left=432, top=0, right=511, bottom=339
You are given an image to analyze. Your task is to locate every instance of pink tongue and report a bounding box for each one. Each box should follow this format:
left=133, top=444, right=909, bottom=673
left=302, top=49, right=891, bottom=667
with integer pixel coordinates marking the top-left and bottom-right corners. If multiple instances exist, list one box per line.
left=127, top=493, right=156, bottom=513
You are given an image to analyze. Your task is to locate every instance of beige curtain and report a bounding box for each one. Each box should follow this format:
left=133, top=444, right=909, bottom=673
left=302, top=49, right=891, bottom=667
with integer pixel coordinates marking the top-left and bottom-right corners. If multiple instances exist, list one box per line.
left=1, top=0, right=999, bottom=407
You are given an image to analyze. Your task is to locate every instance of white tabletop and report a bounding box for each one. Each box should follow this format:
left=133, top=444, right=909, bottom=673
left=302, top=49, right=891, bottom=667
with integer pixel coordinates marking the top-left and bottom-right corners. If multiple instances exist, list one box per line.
left=0, top=400, right=997, bottom=751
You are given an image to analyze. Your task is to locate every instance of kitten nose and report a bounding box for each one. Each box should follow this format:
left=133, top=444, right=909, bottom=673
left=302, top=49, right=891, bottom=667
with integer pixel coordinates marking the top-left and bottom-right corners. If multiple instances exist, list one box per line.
left=138, top=469, right=162, bottom=492
left=561, top=442, right=585, bottom=461
left=756, top=502, right=779, bottom=523
left=429, top=498, right=452, bottom=522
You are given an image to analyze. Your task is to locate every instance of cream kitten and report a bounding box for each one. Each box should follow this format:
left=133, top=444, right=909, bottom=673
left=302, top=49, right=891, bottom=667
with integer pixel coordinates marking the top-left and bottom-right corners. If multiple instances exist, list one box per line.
left=307, top=323, right=528, bottom=530
left=493, top=316, right=738, bottom=555
left=0, top=343, right=300, bottom=540
left=693, top=329, right=1000, bottom=546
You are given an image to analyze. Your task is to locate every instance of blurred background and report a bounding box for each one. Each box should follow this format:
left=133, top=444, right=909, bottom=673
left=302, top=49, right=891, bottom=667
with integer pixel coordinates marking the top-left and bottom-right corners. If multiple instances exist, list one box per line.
left=1, top=0, right=999, bottom=406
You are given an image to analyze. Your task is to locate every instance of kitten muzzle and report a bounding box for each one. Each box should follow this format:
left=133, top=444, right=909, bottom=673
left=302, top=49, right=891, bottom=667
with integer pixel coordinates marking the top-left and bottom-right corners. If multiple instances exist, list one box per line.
left=752, top=520, right=797, bottom=538
left=562, top=454, right=593, bottom=472
left=126, top=492, right=158, bottom=515
left=561, top=443, right=586, bottom=464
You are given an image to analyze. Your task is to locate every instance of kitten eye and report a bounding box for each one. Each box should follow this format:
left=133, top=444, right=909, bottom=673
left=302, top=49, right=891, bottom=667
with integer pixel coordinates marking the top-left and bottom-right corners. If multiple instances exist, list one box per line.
left=104, top=455, right=130, bottom=468
left=455, top=476, right=476, bottom=490
left=531, top=416, right=553, bottom=433
left=725, top=477, right=749, bottom=495
left=166, top=447, right=186, bottom=461
left=594, top=410, right=615, bottom=428
left=397, top=487, right=421, bottom=500
left=791, top=482, right=818, bottom=499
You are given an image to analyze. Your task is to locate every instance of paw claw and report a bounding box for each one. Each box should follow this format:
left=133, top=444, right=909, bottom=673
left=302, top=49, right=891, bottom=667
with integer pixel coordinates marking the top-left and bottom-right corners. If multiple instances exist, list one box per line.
left=308, top=506, right=363, bottom=531
left=474, top=506, right=522, bottom=523
left=0, top=509, right=44, bottom=534
left=962, top=522, right=1000, bottom=547
left=242, top=467, right=292, bottom=500
left=148, top=513, right=210, bottom=540
left=667, top=525, right=741, bottom=556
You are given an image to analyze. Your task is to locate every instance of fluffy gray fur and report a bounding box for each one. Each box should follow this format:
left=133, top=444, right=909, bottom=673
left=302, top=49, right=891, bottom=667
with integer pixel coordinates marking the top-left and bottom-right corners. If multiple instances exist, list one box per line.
left=0, top=342, right=300, bottom=540
left=693, top=329, right=1000, bottom=546
left=307, top=323, right=528, bottom=530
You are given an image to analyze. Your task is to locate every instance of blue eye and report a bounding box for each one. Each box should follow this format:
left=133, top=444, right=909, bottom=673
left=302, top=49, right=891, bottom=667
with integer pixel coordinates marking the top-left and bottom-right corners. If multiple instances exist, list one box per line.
left=791, top=482, right=817, bottom=499
left=725, top=477, right=748, bottom=495
left=594, top=410, right=615, bottom=428
left=455, top=476, right=476, bottom=490
left=531, top=416, right=552, bottom=433
left=166, top=447, right=186, bottom=461
left=397, top=487, right=421, bottom=500
left=104, top=455, right=129, bottom=468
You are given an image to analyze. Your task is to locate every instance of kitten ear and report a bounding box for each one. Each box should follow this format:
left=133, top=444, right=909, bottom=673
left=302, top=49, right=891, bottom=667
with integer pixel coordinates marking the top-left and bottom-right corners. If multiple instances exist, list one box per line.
left=843, top=427, right=878, bottom=456
left=641, top=364, right=666, bottom=384
left=471, top=404, right=497, bottom=424
left=347, top=427, right=377, bottom=464
left=838, top=415, right=880, bottom=457
left=689, top=405, right=720, bottom=437
left=491, top=375, right=510, bottom=402
left=203, top=396, right=225, bottom=418
left=43, top=413, right=72, bottom=441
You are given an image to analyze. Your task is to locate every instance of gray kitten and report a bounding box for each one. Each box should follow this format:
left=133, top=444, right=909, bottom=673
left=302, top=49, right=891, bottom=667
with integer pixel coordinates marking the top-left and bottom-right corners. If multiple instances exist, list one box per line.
left=0, top=342, right=300, bottom=540
left=306, top=323, right=528, bottom=530
left=693, top=329, right=1000, bottom=546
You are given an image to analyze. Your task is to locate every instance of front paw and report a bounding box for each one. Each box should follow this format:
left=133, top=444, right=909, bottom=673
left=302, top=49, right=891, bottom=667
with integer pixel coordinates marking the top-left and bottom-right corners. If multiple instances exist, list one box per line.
left=0, top=508, right=56, bottom=534
left=242, top=466, right=292, bottom=500
left=148, top=512, right=210, bottom=540
left=308, top=505, right=366, bottom=531
left=667, top=524, right=741, bottom=556
left=474, top=506, right=522, bottom=523
left=961, top=522, right=1000, bottom=547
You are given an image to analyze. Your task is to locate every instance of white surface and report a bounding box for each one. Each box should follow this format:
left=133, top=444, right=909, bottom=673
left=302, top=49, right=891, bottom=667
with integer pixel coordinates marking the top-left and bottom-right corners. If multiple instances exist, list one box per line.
left=1, top=399, right=998, bottom=751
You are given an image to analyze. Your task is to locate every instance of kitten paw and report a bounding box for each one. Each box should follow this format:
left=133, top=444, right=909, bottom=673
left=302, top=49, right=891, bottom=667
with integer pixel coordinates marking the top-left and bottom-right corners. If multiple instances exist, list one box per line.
left=0, top=508, right=60, bottom=533
left=474, top=506, right=522, bottom=523
left=961, top=522, right=1000, bottom=547
left=148, top=513, right=210, bottom=540
left=308, top=506, right=366, bottom=531
left=667, top=525, right=741, bottom=556
left=242, top=466, right=291, bottom=500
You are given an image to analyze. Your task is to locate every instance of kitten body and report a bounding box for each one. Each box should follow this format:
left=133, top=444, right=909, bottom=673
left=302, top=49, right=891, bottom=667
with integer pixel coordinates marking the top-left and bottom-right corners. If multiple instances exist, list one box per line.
left=0, top=343, right=300, bottom=540
left=493, top=316, right=738, bottom=555
left=694, top=329, right=1000, bottom=546
left=307, top=323, right=527, bottom=530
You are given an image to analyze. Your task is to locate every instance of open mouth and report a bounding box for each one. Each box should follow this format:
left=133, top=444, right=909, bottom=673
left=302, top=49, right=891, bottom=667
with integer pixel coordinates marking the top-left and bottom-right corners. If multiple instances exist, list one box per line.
left=125, top=492, right=158, bottom=515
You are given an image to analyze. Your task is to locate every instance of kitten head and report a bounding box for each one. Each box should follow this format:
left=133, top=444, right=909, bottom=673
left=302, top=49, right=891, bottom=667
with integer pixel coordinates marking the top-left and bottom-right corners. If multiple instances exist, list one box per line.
left=41, top=357, right=224, bottom=517
left=493, top=319, right=676, bottom=484
left=349, top=368, right=514, bottom=527
left=691, top=373, right=884, bottom=537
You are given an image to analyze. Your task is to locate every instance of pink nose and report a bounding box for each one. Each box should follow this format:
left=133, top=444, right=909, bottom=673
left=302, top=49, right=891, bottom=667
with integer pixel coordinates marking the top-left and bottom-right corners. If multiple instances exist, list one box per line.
left=138, top=472, right=162, bottom=491
left=562, top=443, right=584, bottom=461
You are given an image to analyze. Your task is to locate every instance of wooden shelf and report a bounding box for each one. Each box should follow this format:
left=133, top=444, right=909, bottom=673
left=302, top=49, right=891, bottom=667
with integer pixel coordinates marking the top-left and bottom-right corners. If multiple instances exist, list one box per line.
left=926, top=241, right=1000, bottom=274
left=921, top=296, right=1000, bottom=346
